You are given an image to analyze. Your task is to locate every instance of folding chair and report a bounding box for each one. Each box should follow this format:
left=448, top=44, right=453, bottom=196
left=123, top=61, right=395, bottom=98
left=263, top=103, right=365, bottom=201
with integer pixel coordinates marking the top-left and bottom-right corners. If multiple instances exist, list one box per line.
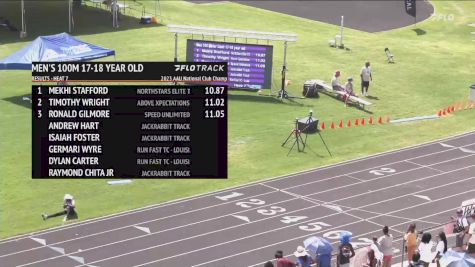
left=385, top=48, right=395, bottom=63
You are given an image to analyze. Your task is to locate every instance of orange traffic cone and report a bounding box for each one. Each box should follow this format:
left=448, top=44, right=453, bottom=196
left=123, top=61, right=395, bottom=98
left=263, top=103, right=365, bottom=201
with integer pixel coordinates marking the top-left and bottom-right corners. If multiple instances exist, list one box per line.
left=331, top=122, right=335, bottom=129
left=369, top=116, right=373, bottom=124
left=321, top=122, right=325, bottom=130
left=378, top=116, right=383, bottom=124
left=447, top=107, right=451, bottom=114
left=339, top=120, right=343, bottom=128
left=443, top=109, right=447, bottom=116
left=355, top=118, right=359, bottom=126
left=437, top=110, right=442, bottom=117
left=347, top=120, right=351, bottom=127
left=361, top=118, right=365, bottom=126
left=451, top=105, right=455, bottom=112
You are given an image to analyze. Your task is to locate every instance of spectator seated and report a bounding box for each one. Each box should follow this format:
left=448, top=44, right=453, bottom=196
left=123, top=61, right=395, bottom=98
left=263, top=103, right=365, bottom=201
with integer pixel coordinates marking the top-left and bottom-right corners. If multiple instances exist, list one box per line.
left=313, top=79, right=372, bottom=110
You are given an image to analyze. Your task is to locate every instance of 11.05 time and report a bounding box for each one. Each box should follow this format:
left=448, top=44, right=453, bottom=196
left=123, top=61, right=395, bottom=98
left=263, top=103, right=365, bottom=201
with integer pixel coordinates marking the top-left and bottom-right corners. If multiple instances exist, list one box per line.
left=204, top=110, right=225, bottom=119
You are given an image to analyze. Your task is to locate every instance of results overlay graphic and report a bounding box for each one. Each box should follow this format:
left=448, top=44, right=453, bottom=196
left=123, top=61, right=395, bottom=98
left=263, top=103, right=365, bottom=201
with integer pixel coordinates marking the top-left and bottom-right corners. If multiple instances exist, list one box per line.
left=31, top=62, right=228, bottom=179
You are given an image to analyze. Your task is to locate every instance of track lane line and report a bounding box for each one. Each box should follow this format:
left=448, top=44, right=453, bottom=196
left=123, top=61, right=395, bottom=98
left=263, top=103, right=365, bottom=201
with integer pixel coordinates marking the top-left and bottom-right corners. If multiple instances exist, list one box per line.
left=2, top=131, right=472, bottom=245
left=299, top=155, right=475, bottom=201
left=404, top=159, right=444, bottom=172
left=191, top=191, right=475, bottom=267
left=264, top=174, right=475, bottom=225
left=247, top=207, right=457, bottom=267
left=77, top=184, right=475, bottom=267
left=15, top=203, right=318, bottom=266
left=11, top=163, right=475, bottom=266
left=6, top=145, right=473, bottom=258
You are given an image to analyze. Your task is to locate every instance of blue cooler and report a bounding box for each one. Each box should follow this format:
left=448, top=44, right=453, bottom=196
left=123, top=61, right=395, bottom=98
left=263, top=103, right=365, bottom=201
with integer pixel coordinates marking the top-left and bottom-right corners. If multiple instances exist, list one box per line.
left=140, top=16, right=152, bottom=24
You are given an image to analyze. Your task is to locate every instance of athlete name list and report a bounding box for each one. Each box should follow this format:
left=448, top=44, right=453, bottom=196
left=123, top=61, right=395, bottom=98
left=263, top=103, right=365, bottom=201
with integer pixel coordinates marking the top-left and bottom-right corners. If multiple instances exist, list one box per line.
left=32, top=85, right=227, bottom=178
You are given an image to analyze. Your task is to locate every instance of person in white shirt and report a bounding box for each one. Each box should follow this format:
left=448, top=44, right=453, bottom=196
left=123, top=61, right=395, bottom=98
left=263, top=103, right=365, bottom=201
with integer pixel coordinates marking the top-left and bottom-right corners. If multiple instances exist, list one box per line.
left=467, top=213, right=475, bottom=253
left=331, top=70, right=344, bottom=91
left=360, top=61, right=372, bottom=96
left=378, top=226, right=393, bottom=267
left=432, top=232, right=447, bottom=267
left=418, top=233, right=433, bottom=267
left=451, top=208, right=469, bottom=248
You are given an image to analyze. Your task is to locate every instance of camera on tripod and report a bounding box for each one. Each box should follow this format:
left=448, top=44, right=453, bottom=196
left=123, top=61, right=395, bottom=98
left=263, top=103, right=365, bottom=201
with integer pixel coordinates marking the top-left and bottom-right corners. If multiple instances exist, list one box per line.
left=297, top=110, right=319, bottom=134
left=282, top=110, right=332, bottom=157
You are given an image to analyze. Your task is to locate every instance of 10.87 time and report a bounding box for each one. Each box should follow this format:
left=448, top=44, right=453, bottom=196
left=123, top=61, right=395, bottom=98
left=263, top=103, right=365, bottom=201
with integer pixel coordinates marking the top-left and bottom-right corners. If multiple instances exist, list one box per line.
left=204, top=86, right=225, bottom=95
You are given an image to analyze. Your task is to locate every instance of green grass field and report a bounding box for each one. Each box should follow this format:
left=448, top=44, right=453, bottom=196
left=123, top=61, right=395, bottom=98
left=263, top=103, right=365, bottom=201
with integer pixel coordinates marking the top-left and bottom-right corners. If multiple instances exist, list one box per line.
left=0, top=0, right=474, bottom=238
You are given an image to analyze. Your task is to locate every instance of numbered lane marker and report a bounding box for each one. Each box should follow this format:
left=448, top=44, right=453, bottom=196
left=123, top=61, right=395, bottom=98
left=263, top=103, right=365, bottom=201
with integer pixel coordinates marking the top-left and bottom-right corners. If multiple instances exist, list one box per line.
left=215, top=192, right=243, bottom=201
left=323, top=230, right=352, bottom=239
left=281, top=216, right=308, bottom=224
left=257, top=206, right=286, bottom=216
left=299, top=221, right=331, bottom=232
left=369, top=167, right=396, bottom=176
left=236, top=199, right=265, bottom=208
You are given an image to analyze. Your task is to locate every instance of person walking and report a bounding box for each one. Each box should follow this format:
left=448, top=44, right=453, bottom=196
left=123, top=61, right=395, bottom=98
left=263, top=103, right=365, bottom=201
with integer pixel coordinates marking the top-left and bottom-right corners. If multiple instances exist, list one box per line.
left=418, top=233, right=433, bottom=267
left=360, top=61, right=372, bottom=96
left=452, top=208, right=469, bottom=248
left=378, top=226, right=393, bottom=267
left=404, top=223, right=418, bottom=263
left=433, top=232, right=447, bottom=267
left=337, top=233, right=355, bottom=267
left=42, top=194, right=78, bottom=222
left=294, top=246, right=314, bottom=267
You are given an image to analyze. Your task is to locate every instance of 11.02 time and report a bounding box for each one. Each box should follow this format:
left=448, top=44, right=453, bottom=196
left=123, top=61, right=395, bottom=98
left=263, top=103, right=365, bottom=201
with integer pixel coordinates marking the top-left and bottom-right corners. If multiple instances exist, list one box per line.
left=204, top=98, right=225, bottom=107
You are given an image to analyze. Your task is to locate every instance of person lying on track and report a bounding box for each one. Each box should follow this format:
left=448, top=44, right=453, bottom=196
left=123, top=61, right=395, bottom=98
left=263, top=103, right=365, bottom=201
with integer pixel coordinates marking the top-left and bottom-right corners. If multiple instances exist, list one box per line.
left=42, top=194, right=78, bottom=222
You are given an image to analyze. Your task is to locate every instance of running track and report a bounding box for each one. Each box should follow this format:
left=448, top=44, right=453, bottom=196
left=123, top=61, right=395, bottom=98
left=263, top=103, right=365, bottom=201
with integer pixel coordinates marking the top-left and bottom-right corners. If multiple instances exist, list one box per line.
left=1, top=132, right=475, bottom=267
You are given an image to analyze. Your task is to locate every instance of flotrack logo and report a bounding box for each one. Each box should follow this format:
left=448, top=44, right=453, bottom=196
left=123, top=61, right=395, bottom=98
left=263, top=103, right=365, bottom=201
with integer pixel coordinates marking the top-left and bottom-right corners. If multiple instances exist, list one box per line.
left=42, top=49, right=67, bottom=61
left=174, top=64, right=225, bottom=72
left=60, top=44, right=92, bottom=56
left=41, top=45, right=92, bottom=61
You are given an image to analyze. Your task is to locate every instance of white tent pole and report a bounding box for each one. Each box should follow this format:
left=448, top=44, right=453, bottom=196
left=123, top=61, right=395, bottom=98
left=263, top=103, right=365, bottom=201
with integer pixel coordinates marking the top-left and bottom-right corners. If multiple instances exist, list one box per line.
left=340, top=15, right=344, bottom=47
left=68, top=0, right=72, bottom=32
left=20, top=0, right=26, bottom=38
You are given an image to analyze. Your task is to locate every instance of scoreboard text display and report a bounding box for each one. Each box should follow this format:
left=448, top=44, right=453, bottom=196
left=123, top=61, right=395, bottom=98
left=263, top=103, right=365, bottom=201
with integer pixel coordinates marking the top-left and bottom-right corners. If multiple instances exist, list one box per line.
left=186, top=40, right=273, bottom=90
left=31, top=62, right=228, bottom=179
